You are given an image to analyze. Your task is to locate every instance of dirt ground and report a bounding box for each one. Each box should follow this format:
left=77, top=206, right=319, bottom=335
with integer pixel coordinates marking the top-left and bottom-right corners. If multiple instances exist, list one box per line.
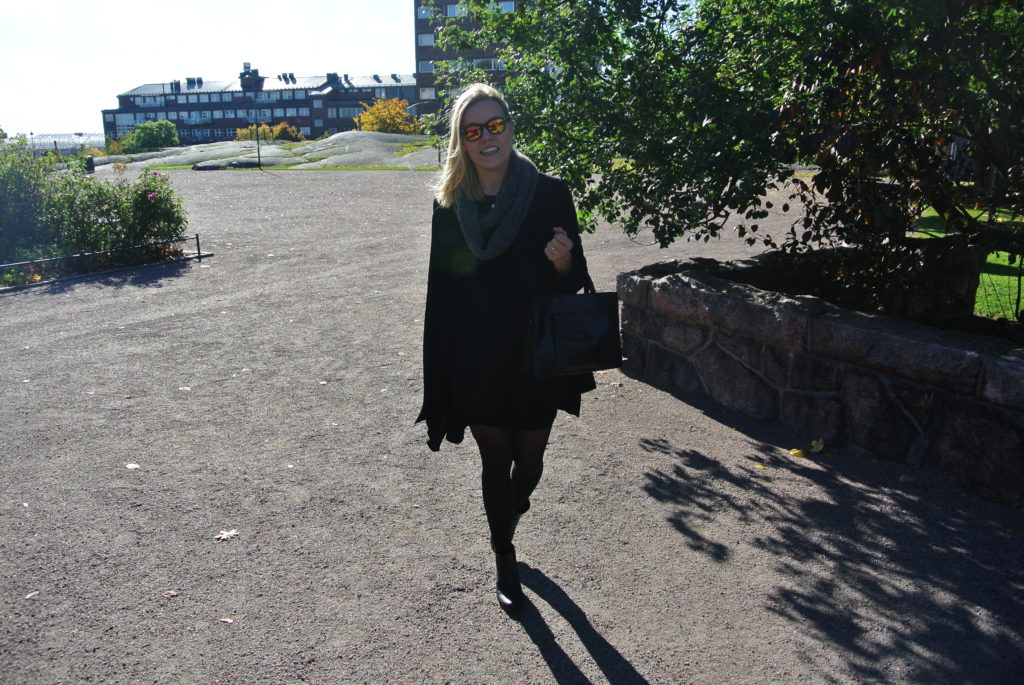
left=2, top=168, right=1023, bottom=684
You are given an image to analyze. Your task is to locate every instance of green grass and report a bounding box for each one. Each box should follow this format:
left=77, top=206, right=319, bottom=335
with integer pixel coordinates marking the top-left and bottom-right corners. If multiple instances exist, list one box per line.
left=976, top=251, right=1024, bottom=320
left=912, top=207, right=1023, bottom=320
left=277, top=142, right=309, bottom=151
left=390, top=140, right=435, bottom=157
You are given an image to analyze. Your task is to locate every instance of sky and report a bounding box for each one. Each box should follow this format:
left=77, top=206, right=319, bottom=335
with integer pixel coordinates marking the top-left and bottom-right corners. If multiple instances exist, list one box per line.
left=0, top=0, right=417, bottom=136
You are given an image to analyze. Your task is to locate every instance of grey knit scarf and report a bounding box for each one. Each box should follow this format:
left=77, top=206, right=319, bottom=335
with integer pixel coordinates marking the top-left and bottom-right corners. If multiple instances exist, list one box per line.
left=454, top=150, right=539, bottom=261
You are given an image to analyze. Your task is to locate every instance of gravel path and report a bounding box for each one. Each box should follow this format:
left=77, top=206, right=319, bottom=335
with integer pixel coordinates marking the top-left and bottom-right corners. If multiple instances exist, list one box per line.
left=2, top=168, right=1022, bottom=684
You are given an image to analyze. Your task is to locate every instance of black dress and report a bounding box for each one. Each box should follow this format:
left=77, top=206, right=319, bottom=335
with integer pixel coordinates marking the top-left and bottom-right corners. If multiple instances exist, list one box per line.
left=417, top=173, right=597, bottom=451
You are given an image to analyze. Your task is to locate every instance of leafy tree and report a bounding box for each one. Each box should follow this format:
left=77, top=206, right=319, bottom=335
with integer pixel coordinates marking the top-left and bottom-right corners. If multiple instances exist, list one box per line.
left=122, top=120, right=180, bottom=153
left=354, top=98, right=423, bottom=134
left=0, top=125, right=6, bottom=140
left=440, top=0, right=1024, bottom=322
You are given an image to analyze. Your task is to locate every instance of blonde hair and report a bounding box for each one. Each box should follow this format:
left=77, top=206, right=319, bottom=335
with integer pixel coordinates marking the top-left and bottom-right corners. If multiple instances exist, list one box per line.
left=434, top=83, right=511, bottom=208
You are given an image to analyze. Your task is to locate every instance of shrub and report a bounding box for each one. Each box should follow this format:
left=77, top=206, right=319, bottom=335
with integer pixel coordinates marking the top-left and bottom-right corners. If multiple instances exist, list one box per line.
left=0, top=140, right=188, bottom=284
left=234, top=122, right=305, bottom=142
left=105, top=137, right=126, bottom=155
left=121, top=120, right=180, bottom=154
left=0, top=138, right=54, bottom=261
left=354, top=99, right=422, bottom=134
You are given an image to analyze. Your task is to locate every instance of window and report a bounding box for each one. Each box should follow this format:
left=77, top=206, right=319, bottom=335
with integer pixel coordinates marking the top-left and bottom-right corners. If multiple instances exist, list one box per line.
left=418, top=33, right=434, bottom=46
left=298, top=107, right=310, bottom=117
left=418, top=60, right=434, bottom=73
left=201, top=111, right=211, bottom=121
left=282, top=90, right=293, bottom=100
left=274, top=108, right=285, bottom=117
left=313, top=100, right=323, bottom=108
left=446, top=4, right=465, bottom=17
left=211, top=93, right=221, bottom=103
left=300, top=127, right=311, bottom=136
left=338, top=106, right=362, bottom=118
left=157, top=112, right=166, bottom=120
left=417, top=5, right=432, bottom=19
left=495, top=1, right=515, bottom=12
left=168, top=112, right=177, bottom=120
left=419, top=88, right=436, bottom=100
left=286, top=107, right=297, bottom=117
left=236, top=109, right=247, bottom=119
left=314, top=119, right=323, bottom=128
left=199, top=94, right=209, bottom=103
left=180, top=111, right=189, bottom=120
left=260, top=109, right=271, bottom=120
left=327, top=108, right=337, bottom=118
left=104, top=113, right=114, bottom=122
left=188, top=95, right=197, bottom=104
left=214, top=129, right=224, bottom=137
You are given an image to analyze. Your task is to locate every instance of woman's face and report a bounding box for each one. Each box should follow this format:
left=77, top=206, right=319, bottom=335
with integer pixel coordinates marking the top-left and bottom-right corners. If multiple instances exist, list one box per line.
left=460, top=98, right=514, bottom=178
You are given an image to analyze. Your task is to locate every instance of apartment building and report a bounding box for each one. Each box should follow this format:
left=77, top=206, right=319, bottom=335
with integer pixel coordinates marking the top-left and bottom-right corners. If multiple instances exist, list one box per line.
left=413, top=1, right=516, bottom=116
left=102, top=63, right=417, bottom=143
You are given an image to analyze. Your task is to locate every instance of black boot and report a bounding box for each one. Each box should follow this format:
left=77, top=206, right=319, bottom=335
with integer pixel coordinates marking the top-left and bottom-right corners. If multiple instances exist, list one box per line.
left=509, top=503, right=527, bottom=543
left=495, top=546, right=524, bottom=614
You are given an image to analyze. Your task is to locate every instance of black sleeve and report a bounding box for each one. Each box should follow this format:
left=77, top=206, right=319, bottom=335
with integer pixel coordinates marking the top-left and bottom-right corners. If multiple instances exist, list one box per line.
left=554, top=180, right=591, bottom=294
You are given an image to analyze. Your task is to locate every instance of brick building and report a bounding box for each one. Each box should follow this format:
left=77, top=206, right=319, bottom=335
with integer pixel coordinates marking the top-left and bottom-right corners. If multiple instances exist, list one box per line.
left=412, top=1, right=516, bottom=117
left=102, top=63, right=417, bottom=143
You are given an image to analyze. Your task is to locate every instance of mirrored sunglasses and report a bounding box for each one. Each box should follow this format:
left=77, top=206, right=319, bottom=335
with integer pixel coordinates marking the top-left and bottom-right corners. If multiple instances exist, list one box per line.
left=460, top=116, right=508, bottom=142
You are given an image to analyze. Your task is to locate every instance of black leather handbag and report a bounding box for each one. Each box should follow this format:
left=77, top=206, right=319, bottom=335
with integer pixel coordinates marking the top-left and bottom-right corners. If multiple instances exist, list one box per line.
left=524, top=273, right=622, bottom=377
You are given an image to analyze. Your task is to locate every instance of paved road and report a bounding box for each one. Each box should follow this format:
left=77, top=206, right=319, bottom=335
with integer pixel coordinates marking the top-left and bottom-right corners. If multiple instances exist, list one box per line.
left=2, top=169, right=1022, bottom=684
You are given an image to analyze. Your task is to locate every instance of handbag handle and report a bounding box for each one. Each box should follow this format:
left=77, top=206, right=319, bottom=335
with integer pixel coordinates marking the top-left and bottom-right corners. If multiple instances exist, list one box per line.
left=581, top=271, right=597, bottom=295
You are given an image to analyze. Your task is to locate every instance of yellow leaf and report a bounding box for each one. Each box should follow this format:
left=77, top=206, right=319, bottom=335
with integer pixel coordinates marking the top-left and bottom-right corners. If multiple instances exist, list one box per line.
left=755, top=464, right=770, bottom=470
left=789, top=449, right=806, bottom=458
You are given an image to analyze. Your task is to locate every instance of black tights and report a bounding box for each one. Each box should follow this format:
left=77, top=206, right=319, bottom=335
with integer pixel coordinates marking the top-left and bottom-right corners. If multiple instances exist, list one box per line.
left=470, top=424, right=552, bottom=555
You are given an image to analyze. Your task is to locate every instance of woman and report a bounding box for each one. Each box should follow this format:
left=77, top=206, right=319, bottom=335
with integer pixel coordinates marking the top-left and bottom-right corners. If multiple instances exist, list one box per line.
left=417, top=83, right=596, bottom=614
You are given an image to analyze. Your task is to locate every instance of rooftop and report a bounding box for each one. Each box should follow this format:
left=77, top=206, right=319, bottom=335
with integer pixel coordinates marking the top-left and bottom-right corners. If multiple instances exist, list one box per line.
left=119, top=67, right=415, bottom=98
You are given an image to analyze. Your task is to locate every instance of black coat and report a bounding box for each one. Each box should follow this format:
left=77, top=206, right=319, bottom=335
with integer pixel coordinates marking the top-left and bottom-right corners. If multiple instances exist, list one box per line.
left=417, top=173, right=597, bottom=451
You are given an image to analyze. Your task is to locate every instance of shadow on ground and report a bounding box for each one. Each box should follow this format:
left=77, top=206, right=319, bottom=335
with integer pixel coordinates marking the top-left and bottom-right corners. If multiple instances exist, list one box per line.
left=640, top=431, right=1024, bottom=683
left=519, top=564, right=649, bottom=685
left=5, top=258, right=196, bottom=296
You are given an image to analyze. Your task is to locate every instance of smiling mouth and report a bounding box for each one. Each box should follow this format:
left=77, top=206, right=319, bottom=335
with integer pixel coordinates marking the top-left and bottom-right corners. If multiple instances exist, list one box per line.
left=480, top=146, right=500, bottom=156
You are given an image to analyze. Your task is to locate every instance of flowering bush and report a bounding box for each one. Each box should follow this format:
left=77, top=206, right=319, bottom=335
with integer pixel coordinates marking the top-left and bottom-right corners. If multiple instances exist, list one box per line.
left=1, top=140, right=188, bottom=285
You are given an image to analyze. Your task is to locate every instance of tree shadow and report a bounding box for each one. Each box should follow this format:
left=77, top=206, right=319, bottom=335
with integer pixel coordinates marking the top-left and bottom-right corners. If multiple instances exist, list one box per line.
left=8, top=257, right=198, bottom=295
left=517, top=564, right=649, bottom=684
left=640, top=436, right=1024, bottom=683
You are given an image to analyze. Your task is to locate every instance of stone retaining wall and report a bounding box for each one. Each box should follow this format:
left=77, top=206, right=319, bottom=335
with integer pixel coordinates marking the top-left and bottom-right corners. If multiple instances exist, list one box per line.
left=617, top=259, right=1024, bottom=505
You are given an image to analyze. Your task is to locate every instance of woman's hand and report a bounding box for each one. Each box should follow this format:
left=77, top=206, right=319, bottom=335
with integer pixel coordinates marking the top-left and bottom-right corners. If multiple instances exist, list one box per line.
left=544, top=226, right=573, bottom=276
